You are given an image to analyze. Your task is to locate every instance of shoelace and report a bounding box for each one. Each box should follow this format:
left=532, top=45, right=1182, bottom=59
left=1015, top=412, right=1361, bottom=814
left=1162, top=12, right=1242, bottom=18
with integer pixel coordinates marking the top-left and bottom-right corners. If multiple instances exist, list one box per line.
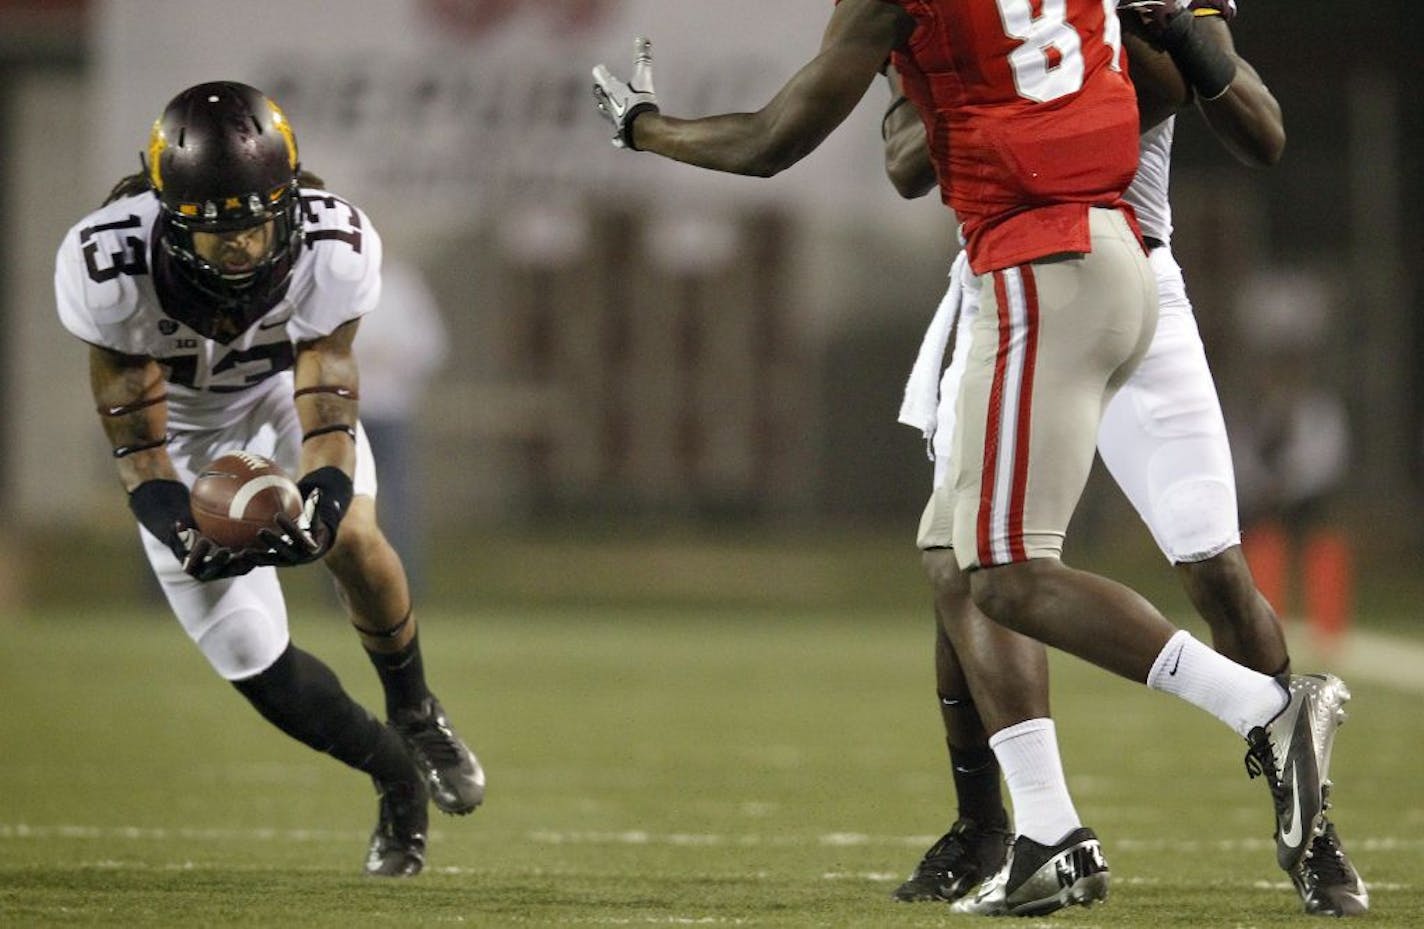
left=1302, top=828, right=1353, bottom=887
left=1244, top=735, right=1288, bottom=818
left=919, top=822, right=1006, bottom=878
left=919, top=829, right=975, bottom=875
left=401, top=713, right=466, bottom=766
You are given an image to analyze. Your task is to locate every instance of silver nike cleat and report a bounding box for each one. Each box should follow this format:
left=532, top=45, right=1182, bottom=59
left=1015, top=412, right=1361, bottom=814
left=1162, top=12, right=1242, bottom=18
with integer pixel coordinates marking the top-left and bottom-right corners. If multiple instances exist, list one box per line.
left=949, top=827, right=1109, bottom=917
left=1244, top=673, right=1350, bottom=871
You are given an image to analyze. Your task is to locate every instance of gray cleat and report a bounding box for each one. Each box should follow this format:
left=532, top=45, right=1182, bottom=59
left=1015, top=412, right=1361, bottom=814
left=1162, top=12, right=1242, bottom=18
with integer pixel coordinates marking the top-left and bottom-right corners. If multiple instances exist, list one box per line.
left=391, top=696, right=486, bottom=816
left=1244, top=673, right=1350, bottom=871
left=949, top=826, right=1109, bottom=917
left=1292, top=815, right=1369, bottom=916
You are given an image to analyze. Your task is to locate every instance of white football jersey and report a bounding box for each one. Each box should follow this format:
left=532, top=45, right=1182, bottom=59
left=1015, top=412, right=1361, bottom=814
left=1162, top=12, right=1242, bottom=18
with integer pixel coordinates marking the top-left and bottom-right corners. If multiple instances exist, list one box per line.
left=55, top=187, right=382, bottom=432
left=1124, top=117, right=1175, bottom=245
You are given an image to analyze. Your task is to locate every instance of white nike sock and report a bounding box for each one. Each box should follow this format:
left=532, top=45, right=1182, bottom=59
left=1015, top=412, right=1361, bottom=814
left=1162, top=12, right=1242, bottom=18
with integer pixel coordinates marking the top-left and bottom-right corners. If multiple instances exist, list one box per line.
left=1146, top=630, right=1289, bottom=737
left=989, top=718, right=1081, bottom=846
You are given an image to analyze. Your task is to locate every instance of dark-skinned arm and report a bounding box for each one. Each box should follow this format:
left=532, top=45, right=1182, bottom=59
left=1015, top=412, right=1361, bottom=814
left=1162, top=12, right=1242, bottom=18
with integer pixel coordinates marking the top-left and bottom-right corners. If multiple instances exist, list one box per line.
left=630, top=0, right=915, bottom=177
left=881, top=64, right=937, bottom=199
left=1191, top=15, right=1284, bottom=168
left=1127, top=6, right=1284, bottom=167
left=1123, top=25, right=1192, bottom=132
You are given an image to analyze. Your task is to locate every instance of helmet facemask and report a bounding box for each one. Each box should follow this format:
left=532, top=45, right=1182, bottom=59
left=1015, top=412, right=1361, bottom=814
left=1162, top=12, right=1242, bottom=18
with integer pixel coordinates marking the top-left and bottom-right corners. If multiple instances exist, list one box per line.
left=158, top=180, right=304, bottom=306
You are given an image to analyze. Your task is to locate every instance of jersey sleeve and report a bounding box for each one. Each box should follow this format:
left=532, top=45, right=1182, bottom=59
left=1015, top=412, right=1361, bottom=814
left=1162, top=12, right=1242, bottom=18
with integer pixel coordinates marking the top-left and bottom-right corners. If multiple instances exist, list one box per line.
left=286, top=195, right=384, bottom=343
left=53, top=215, right=148, bottom=356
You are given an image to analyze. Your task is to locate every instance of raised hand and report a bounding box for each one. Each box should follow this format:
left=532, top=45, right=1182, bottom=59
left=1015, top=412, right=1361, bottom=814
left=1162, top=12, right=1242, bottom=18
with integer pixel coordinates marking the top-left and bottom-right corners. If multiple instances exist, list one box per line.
left=592, top=36, right=659, bottom=150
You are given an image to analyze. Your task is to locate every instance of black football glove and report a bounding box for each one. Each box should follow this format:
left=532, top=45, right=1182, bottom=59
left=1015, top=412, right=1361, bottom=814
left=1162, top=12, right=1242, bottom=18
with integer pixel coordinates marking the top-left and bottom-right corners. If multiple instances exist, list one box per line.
left=1121, top=0, right=1237, bottom=99
left=128, top=479, right=256, bottom=581
left=180, top=531, right=259, bottom=581
left=253, top=466, right=354, bottom=567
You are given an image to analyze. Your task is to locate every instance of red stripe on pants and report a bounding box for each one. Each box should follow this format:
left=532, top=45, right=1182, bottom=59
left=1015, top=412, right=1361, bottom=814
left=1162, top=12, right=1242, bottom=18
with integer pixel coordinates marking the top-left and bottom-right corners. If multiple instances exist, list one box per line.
left=977, top=268, right=1039, bottom=566
left=1008, top=266, right=1040, bottom=562
left=977, top=272, right=1013, bottom=566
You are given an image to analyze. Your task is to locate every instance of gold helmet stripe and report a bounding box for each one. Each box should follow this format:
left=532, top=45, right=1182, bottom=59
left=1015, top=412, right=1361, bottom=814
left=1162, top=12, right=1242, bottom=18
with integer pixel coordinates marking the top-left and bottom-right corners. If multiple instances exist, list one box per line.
left=265, top=98, right=299, bottom=169
left=147, top=118, right=168, bottom=191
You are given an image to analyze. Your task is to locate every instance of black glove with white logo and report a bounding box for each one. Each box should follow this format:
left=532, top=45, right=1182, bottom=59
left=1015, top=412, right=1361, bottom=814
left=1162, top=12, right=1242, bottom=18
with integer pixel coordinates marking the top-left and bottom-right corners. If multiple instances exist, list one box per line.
left=254, top=466, right=354, bottom=566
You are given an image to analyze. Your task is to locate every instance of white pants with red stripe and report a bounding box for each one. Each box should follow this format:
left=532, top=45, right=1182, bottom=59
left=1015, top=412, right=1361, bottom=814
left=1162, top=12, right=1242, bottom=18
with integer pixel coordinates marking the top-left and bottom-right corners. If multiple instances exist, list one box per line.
left=917, top=224, right=1240, bottom=566
left=916, top=208, right=1157, bottom=568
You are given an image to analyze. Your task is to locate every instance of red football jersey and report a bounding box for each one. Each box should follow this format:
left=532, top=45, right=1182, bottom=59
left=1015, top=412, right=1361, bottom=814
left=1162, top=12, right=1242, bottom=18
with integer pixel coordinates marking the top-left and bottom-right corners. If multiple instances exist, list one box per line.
left=888, top=0, right=1142, bottom=273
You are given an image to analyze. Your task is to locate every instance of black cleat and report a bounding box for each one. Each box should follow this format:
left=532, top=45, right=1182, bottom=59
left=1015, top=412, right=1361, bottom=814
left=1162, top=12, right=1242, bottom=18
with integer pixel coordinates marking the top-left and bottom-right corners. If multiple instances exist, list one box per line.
left=1292, top=817, right=1369, bottom=916
left=391, top=696, right=486, bottom=816
left=950, top=827, right=1109, bottom=917
left=891, top=819, right=1010, bottom=903
left=364, top=774, right=428, bottom=877
left=1244, top=674, right=1349, bottom=871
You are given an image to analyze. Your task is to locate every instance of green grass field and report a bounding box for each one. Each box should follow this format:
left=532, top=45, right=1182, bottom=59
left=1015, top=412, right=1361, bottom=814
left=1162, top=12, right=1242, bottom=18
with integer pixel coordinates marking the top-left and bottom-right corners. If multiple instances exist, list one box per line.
left=1, top=596, right=1418, bottom=927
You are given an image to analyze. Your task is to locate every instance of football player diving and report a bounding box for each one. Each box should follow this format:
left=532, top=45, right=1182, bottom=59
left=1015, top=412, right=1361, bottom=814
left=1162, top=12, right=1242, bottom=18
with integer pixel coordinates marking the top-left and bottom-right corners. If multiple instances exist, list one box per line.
left=54, top=81, right=484, bottom=877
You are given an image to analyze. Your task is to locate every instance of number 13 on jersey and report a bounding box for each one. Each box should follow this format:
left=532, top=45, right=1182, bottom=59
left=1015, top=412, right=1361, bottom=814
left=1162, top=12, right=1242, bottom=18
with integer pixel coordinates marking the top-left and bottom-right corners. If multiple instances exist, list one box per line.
left=996, top=0, right=1123, bottom=103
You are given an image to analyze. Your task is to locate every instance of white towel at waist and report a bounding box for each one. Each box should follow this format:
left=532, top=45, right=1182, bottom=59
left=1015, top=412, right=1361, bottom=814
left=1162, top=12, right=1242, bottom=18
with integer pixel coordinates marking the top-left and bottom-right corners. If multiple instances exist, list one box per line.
left=898, top=250, right=977, bottom=459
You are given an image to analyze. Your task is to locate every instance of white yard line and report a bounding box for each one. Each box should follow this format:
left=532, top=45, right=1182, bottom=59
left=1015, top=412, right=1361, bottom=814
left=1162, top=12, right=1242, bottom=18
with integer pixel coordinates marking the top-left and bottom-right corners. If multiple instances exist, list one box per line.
left=1285, top=626, right=1424, bottom=694
left=10, top=823, right=1417, bottom=854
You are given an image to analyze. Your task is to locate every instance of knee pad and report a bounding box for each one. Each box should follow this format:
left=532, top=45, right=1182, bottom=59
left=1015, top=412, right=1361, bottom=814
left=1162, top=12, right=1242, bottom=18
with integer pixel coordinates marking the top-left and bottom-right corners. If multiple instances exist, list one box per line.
left=1156, top=478, right=1240, bottom=563
left=195, top=607, right=289, bottom=681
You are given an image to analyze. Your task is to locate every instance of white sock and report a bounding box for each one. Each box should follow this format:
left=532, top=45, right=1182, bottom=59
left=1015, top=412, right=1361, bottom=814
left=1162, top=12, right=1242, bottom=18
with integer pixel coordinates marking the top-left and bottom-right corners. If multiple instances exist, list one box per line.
left=1146, top=630, right=1288, bottom=737
left=989, top=718, right=1081, bottom=846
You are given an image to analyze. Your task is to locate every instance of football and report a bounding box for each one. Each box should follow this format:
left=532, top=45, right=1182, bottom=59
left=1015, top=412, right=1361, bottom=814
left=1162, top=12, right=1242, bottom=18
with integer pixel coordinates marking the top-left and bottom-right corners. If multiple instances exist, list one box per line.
left=190, top=451, right=302, bottom=551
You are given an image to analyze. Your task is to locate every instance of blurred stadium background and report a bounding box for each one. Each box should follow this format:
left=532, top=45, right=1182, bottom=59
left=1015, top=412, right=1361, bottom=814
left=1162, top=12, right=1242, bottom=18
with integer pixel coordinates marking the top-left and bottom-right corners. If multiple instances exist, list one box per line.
left=2, top=0, right=1423, bottom=610
left=1, top=2, right=1423, bottom=923
left=1, top=0, right=1422, bottom=625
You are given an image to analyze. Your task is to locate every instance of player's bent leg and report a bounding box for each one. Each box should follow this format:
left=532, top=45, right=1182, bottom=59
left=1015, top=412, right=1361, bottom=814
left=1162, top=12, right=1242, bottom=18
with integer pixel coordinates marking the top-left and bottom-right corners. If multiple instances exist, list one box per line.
left=325, top=496, right=486, bottom=815
left=968, top=559, right=1175, bottom=684
left=143, top=527, right=426, bottom=876
left=1176, top=546, right=1289, bottom=675
left=231, top=644, right=430, bottom=877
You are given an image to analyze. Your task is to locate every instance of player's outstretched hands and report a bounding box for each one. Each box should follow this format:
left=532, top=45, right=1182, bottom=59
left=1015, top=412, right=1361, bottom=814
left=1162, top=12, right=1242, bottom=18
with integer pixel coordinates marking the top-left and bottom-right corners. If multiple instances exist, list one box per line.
left=592, top=36, right=659, bottom=150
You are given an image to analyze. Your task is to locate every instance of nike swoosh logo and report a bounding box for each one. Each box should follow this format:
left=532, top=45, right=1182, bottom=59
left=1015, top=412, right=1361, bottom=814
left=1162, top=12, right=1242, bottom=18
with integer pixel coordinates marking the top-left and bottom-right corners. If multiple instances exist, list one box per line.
left=1169, top=646, right=1184, bottom=675
left=1280, top=763, right=1304, bottom=849
left=258, top=314, right=292, bottom=330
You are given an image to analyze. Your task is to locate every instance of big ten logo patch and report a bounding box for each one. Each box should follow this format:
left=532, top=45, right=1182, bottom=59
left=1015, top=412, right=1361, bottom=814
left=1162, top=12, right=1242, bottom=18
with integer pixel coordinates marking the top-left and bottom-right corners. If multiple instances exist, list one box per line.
left=419, top=0, right=617, bottom=38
